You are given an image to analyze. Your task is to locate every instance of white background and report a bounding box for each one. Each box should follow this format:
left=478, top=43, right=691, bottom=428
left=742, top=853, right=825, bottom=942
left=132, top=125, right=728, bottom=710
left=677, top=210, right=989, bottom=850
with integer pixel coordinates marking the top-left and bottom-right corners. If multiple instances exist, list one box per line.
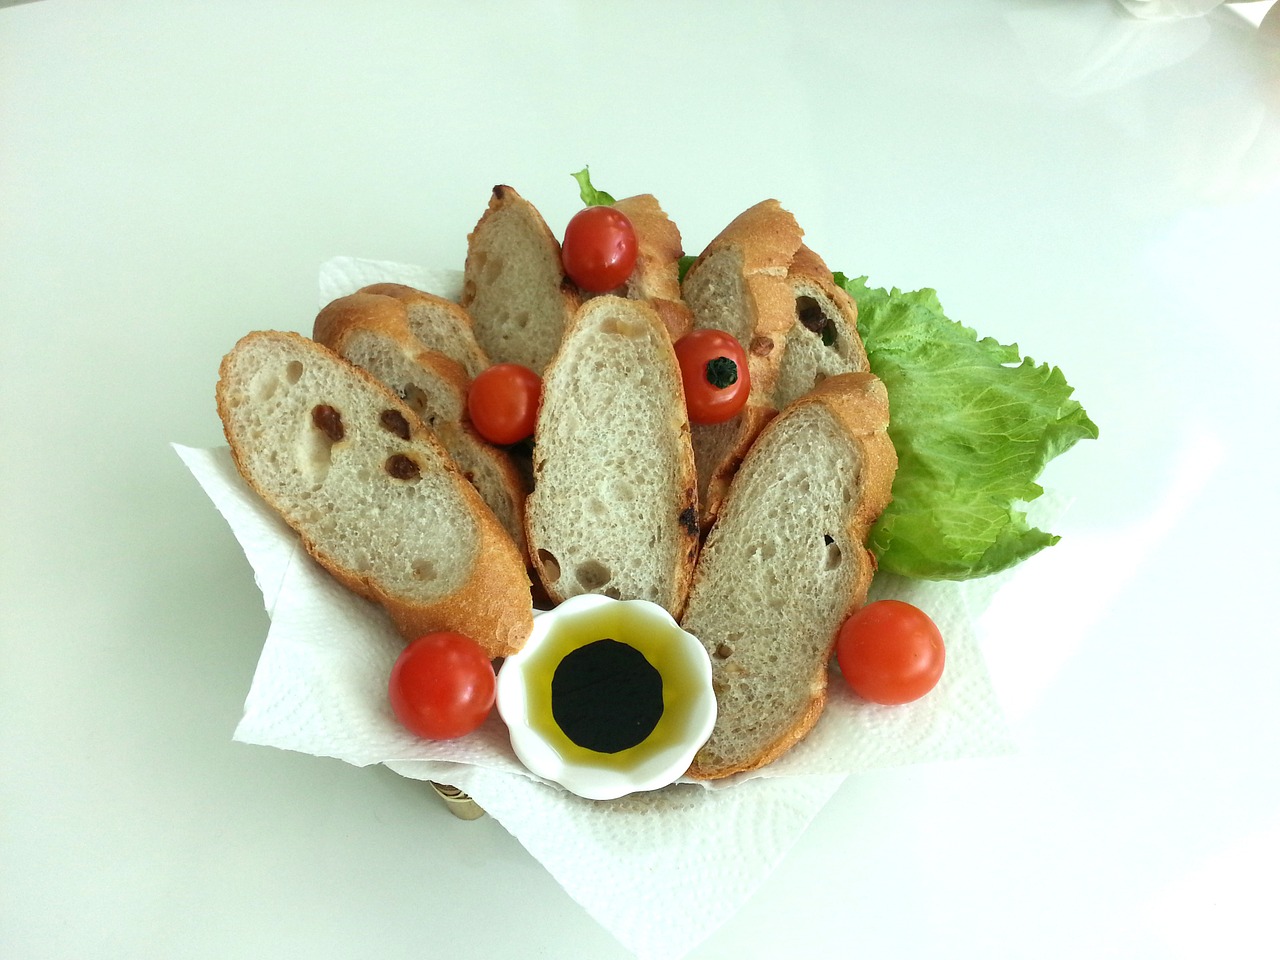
left=3, top=2, right=1278, bottom=958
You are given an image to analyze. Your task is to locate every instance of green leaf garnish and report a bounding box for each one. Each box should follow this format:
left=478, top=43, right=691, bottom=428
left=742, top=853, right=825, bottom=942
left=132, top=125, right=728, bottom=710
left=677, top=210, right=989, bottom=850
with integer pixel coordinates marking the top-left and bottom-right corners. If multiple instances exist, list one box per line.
left=834, top=272, right=1098, bottom=580
left=571, top=167, right=616, bottom=206
left=677, top=254, right=696, bottom=283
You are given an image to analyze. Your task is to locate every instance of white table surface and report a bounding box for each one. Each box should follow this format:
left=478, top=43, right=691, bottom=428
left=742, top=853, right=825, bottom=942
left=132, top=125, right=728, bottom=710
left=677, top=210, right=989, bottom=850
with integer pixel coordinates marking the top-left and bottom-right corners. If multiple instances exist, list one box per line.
left=4, top=2, right=1278, bottom=958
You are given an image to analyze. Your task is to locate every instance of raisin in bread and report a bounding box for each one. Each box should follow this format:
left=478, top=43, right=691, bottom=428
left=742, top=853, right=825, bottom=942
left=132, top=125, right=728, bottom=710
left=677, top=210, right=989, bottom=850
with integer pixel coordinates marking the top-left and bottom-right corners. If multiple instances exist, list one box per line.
left=773, top=244, right=869, bottom=412
left=683, top=206, right=874, bottom=530
left=313, top=291, right=529, bottom=557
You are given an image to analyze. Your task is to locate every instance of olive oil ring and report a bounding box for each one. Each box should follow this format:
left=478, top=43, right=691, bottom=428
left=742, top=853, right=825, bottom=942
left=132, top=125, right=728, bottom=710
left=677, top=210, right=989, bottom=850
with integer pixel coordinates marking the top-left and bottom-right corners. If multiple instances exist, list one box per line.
left=495, top=594, right=718, bottom=801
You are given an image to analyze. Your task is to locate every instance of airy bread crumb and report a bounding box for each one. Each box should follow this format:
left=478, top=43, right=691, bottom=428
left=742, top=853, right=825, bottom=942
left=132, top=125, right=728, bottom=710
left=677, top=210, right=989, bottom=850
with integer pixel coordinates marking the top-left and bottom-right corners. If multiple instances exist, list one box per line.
left=217, top=330, right=532, bottom=657
left=683, top=372, right=897, bottom=779
left=526, top=296, right=698, bottom=617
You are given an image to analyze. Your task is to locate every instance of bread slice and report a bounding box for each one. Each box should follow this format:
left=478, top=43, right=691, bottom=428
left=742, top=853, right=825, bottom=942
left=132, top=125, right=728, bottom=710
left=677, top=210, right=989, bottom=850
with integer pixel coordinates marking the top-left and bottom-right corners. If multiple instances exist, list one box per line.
left=681, top=372, right=897, bottom=780
left=351, top=282, right=490, bottom=379
left=680, top=200, right=804, bottom=529
left=216, top=330, right=532, bottom=658
left=312, top=292, right=529, bottom=556
left=525, top=296, right=699, bottom=617
left=610, top=193, right=694, bottom=341
left=773, top=244, right=870, bottom=411
left=461, top=184, right=580, bottom=374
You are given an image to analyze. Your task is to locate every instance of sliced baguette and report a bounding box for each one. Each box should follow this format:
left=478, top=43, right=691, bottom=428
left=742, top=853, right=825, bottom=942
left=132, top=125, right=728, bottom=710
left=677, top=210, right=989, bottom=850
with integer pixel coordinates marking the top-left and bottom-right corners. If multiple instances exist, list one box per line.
left=773, top=244, right=870, bottom=411
left=610, top=193, right=694, bottom=341
left=681, top=372, right=897, bottom=780
left=680, top=200, right=804, bottom=529
left=312, top=292, right=529, bottom=556
left=216, top=330, right=532, bottom=658
left=525, top=296, right=699, bottom=617
left=461, top=184, right=580, bottom=374
left=352, top=283, right=490, bottom=380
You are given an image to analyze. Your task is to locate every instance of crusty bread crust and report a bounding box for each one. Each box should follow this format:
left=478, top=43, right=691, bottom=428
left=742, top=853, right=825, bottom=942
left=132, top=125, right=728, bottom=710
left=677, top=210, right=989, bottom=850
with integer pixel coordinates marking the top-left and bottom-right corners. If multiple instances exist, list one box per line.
left=312, top=292, right=530, bottom=558
left=683, top=372, right=897, bottom=779
left=787, top=243, right=834, bottom=283
left=611, top=193, right=694, bottom=341
left=353, top=282, right=434, bottom=300
left=682, top=200, right=805, bottom=529
left=685, top=198, right=805, bottom=277
left=314, top=293, right=475, bottom=412
left=216, top=330, right=532, bottom=658
left=349, top=283, right=491, bottom=380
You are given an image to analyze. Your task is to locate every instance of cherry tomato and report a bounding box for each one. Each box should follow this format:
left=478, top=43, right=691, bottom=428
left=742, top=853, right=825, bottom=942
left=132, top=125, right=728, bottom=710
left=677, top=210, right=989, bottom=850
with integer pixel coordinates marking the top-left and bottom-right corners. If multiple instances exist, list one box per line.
left=673, top=329, right=751, bottom=425
left=835, top=600, right=945, bottom=705
left=388, top=632, right=496, bottom=740
left=561, top=205, right=638, bottom=293
left=467, top=363, right=541, bottom=445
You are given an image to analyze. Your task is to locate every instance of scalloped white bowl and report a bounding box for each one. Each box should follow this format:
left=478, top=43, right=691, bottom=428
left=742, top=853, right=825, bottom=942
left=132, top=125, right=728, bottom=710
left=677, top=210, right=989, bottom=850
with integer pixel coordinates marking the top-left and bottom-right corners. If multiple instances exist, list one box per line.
left=496, top=594, right=717, bottom=801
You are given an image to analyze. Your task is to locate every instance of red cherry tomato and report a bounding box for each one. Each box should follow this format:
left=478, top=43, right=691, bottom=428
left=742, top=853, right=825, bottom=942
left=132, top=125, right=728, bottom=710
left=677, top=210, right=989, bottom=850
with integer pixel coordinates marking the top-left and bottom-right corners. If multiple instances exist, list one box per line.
left=467, top=363, right=541, bottom=445
left=835, top=600, right=946, bottom=705
left=561, top=205, right=638, bottom=293
left=673, top=329, right=751, bottom=425
left=388, top=632, right=496, bottom=740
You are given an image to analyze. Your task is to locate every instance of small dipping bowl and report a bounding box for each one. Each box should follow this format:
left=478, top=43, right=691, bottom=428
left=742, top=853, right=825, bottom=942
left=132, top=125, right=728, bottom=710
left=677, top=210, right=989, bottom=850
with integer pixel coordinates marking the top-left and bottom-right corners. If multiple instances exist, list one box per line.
left=496, top=594, right=717, bottom=801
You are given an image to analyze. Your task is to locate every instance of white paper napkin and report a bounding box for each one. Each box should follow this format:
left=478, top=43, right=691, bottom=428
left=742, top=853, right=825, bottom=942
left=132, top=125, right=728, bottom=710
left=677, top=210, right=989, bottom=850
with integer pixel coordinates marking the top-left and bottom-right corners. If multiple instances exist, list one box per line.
left=174, top=259, right=1021, bottom=960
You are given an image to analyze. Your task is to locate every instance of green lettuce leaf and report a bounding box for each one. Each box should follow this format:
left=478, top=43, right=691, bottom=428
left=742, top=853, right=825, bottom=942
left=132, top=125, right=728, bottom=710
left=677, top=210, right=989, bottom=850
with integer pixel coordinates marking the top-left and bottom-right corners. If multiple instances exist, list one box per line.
left=571, top=167, right=615, bottom=206
left=833, top=273, right=1098, bottom=580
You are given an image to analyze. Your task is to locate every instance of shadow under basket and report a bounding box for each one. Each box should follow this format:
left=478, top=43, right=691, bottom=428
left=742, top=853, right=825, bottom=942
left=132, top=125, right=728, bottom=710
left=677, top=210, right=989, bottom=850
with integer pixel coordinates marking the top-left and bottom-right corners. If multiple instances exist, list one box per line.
left=429, top=782, right=486, bottom=820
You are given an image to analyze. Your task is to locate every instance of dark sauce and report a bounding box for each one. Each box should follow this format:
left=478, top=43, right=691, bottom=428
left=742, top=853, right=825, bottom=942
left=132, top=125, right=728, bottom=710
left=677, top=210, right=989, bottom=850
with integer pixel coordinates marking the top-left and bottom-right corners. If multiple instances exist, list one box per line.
left=551, top=639, right=664, bottom=753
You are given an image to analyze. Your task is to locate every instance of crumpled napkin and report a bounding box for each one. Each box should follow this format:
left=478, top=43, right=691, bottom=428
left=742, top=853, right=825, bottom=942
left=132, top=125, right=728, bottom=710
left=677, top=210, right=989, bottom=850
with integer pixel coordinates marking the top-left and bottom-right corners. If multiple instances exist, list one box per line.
left=174, top=258, right=1021, bottom=960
